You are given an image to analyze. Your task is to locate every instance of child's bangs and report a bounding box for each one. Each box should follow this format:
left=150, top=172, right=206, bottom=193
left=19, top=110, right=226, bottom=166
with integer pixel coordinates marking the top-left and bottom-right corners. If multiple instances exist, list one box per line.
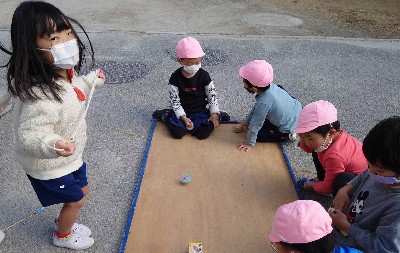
left=37, top=12, right=71, bottom=37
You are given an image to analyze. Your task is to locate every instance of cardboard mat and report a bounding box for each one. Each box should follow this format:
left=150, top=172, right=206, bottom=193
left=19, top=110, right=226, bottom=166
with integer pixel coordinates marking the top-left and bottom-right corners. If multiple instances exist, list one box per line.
left=121, top=122, right=300, bottom=253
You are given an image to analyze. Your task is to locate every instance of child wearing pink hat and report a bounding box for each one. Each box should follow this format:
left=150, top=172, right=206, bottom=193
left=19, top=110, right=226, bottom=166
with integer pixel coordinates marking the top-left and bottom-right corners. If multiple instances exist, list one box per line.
left=295, top=100, right=367, bottom=196
left=152, top=37, right=229, bottom=140
left=235, top=60, right=302, bottom=151
left=329, top=117, right=400, bottom=253
left=269, top=200, right=362, bottom=253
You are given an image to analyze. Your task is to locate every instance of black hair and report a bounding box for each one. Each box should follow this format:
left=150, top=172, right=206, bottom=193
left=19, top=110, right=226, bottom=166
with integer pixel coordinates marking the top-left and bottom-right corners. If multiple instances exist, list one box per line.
left=362, top=116, right=400, bottom=174
left=243, top=79, right=270, bottom=92
left=0, top=1, right=94, bottom=102
left=280, top=232, right=336, bottom=253
left=310, top=121, right=341, bottom=138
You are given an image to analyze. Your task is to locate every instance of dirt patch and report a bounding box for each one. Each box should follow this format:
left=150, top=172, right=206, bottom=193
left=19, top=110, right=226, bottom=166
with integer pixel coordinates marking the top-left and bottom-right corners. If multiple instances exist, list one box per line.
left=262, top=0, right=400, bottom=38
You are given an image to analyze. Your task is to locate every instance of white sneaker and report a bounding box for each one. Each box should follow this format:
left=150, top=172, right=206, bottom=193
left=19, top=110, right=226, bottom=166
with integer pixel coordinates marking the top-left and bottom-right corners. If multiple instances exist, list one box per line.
left=53, top=233, right=94, bottom=250
left=54, top=220, right=92, bottom=237
left=289, top=133, right=298, bottom=141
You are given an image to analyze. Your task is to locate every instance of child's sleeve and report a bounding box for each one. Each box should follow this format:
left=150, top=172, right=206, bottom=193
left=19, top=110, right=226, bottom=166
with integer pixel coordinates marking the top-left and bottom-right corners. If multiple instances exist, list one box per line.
left=168, top=84, right=185, bottom=118
left=18, top=99, right=62, bottom=159
left=246, top=101, right=271, bottom=147
left=245, top=106, right=256, bottom=123
left=347, top=215, right=400, bottom=252
left=313, top=155, right=346, bottom=194
left=204, top=81, right=219, bottom=114
left=79, top=71, right=105, bottom=95
left=347, top=170, right=365, bottom=188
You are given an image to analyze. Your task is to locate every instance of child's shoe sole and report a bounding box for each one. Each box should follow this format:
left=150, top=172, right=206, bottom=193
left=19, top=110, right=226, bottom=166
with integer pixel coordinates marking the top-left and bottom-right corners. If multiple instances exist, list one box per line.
left=152, top=109, right=170, bottom=121
left=53, top=233, right=94, bottom=250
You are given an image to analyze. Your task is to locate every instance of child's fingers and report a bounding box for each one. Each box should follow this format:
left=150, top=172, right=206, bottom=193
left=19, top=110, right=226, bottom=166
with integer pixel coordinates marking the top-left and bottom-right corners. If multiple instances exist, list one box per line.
left=96, top=69, right=106, bottom=80
left=212, top=118, right=219, bottom=127
left=55, top=141, right=76, bottom=157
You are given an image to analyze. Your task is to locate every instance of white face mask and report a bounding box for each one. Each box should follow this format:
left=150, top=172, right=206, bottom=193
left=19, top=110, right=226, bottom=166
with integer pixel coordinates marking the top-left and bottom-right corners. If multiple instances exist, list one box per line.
left=314, top=134, right=332, bottom=152
left=183, top=63, right=201, bottom=74
left=38, top=38, right=80, bottom=69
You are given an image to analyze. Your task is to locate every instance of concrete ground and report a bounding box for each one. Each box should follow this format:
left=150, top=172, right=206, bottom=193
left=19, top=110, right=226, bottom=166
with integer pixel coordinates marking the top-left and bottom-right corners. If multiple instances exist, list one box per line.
left=0, top=1, right=399, bottom=252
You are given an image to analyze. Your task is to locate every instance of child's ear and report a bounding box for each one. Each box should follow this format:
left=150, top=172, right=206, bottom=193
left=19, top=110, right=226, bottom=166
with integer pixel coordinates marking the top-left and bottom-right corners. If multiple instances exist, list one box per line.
left=328, top=128, right=337, bottom=135
left=177, top=57, right=182, bottom=64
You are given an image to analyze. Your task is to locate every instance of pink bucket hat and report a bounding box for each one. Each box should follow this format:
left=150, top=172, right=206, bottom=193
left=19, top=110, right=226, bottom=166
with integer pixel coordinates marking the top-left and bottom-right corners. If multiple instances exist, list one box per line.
left=294, top=100, right=338, bottom=134
left=176, top=37, right=205, bottom=59
left=269, top=200, right=333, bottom=244
left=239, top=60, right=273, bottom=87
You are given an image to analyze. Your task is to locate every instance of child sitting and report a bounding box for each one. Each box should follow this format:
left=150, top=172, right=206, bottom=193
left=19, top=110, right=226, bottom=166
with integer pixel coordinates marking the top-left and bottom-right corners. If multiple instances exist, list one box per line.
left=296, top=100, right=367, bottom=196
left=152, top=37, right=229, bottom=140
left=269, top=200, right=362, bottom=253
left=329, top=116, right=400, bottom=252
left=235, top=60, right=302, bottom=151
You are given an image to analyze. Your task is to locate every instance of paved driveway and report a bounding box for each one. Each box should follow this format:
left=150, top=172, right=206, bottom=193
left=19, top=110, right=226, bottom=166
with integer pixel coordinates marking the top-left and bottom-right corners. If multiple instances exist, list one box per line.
left=0, top=1, right=399, bottom=252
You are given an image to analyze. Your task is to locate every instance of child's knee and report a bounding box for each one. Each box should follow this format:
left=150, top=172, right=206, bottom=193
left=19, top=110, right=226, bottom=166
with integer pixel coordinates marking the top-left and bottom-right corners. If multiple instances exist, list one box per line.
left=194, top=124, right=214, bottom=140
left=82, top=185, right=90, bottom=196
left=66, top=197, right=86, bottom=209
left=171, top=131, right=186, bottom=139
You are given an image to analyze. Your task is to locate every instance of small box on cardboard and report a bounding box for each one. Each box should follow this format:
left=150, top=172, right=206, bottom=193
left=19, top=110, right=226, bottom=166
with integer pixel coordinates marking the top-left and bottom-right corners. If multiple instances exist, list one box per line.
left=188, top=242, right=203, bottom=253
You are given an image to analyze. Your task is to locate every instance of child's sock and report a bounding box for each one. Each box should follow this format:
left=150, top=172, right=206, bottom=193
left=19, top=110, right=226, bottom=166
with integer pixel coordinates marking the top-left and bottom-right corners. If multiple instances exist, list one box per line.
left=54, top=230, right=72, bottom=239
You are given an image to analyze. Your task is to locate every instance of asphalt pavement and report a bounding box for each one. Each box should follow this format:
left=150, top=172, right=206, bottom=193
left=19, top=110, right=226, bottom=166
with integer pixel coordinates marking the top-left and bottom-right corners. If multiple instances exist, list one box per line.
left=0, top=1, right=399, bottom=252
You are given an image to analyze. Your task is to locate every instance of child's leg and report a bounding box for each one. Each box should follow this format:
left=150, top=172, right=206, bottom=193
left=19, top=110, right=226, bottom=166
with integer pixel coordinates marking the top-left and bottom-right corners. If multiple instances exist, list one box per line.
left=57, top=198, right=86, bottom=234
left=192, top=123, right=214, bottom=140
left=165, top=118, right=186, bottom=139
left=56, top=166, right=90, bottom=234
left=312, top=152, right=325, bottom=181
left=332, top=172, right=356, bottom=196
left=256, top=120, right=289, bottom=142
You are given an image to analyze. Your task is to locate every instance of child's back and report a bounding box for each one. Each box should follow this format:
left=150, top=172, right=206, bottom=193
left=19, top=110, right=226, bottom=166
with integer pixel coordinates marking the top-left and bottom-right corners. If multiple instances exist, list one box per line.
left=256, top=83, right=301, bottom=134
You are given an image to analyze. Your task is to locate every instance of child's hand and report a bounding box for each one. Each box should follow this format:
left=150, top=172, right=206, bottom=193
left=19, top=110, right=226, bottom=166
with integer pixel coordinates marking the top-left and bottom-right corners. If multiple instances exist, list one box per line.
left=329, top=208, right=351, bottom=232
left=332, top=188, right=351, bottom=211
left=303, top=180, right=315, bottom=190
left=181, top=116, right=193, bottom=130
left=55, top=140, right=76, bottom=157
left=237, top=141, right=251, bottom=152
left=233, top=121, right=249, bottom=133
left=209, top=113, right=219, bottom=128
left=96, top=69, right=106, bottom=80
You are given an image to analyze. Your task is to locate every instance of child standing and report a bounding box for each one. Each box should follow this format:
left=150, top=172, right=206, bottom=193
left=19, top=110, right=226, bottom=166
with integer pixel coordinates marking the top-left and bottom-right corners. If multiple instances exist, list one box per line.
left=152, top=37, right=229, bottom=140
left=295, top=100, right=367, bottom=196
left=269, top=200, right=362, bottom=253
left=235, top=60, right=302, bottom=151
left=329, top=116, right=400, bottom=252
left=0, top=1, right=105, bottom=250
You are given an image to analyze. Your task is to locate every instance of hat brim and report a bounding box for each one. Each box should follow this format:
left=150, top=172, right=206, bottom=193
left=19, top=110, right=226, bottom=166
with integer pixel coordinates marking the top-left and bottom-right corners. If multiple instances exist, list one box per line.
left=294, top=125, right=316, bottom=134
left=268, top=230, right=281, bottom=243
left=239, top=66, right=246, bottom=79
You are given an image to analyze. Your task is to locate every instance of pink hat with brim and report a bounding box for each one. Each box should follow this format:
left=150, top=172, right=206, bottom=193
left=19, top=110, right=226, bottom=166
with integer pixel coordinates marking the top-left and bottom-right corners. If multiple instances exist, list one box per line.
left=239, top=60, right=273, bottom=88
left=294, top=100, right=338, bottom=134
left=269, top=200, right=333, bottom=244
left=176, top=37, right=205, bottom=58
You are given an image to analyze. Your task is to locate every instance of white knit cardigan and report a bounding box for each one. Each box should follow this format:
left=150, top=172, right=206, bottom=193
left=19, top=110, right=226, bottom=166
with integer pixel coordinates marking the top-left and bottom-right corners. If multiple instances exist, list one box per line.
left=2, top=71, right=103, bottom=180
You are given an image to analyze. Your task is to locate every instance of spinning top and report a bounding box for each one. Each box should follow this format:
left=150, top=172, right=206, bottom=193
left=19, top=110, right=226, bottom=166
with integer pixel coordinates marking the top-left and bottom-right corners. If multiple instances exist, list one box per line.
left=181, top=174, right=191, bottom=184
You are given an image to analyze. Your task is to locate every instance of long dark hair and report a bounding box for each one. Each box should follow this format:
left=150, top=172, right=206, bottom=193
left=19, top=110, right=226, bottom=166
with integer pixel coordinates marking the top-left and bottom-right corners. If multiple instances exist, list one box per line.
left=0, top=1, right=94, bottom=102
